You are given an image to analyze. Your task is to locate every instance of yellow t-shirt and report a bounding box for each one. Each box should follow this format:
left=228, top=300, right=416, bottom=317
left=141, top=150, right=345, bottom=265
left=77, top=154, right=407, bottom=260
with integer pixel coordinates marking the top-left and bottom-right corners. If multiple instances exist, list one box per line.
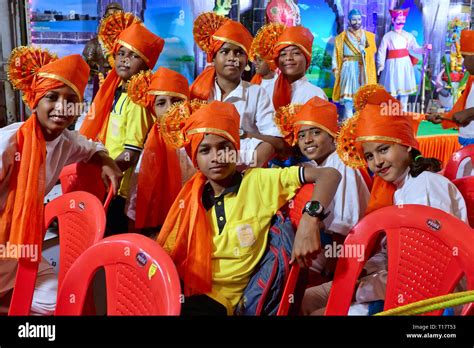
left=204, top=166, right=304, bottom=314
left=105, top=89, right=154, bottom=198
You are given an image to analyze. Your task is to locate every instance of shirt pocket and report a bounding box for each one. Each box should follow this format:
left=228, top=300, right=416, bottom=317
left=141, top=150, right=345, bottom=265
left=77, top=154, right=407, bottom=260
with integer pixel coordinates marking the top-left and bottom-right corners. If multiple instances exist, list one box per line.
left=225, top=216, right=262, bottom=257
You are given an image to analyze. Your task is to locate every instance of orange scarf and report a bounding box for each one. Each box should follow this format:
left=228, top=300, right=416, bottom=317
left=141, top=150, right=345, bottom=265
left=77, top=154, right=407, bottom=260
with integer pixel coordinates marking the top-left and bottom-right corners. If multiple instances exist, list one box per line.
left=250, top=73, right=263, bottom=85
left=0, top=116, right=46, bottom=254
left=135, top=126, right=182, bottom=229
left=442, top=75, right=474, bottom=130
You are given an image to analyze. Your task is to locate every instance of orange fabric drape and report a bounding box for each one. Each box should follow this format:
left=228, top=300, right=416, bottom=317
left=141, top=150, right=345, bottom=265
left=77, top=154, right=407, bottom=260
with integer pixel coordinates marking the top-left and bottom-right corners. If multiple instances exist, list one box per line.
left=135, top=126, right=182, bottom=229
left=189, top=65, right=218, bottom=101
left=250, top=73, right=263, bottom=85
left=442, top=76, right=474, bottom=130
left=364, top=176, right=396, bottom=215
left=417, top=134, right=461, bottom=167
left=0, top=115, right=46, bottom=257
left=79, top=70, right=121, bottom=142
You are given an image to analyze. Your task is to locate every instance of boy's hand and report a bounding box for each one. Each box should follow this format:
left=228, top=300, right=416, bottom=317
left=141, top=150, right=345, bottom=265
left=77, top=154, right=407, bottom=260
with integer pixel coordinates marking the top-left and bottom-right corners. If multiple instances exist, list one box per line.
left=425, top=113, right=443, bottom=124
left=92, top=151, right=123, bottom=195
left=453, top=108, right=474, bottom=127
left=290, top=213, right=322, bottom=268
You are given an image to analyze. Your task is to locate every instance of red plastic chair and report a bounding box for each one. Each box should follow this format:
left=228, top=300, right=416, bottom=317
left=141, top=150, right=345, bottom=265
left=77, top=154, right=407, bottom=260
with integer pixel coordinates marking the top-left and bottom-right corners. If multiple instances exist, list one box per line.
left=325, top=204, right=474, bottom=315
left=444, top=144, right=474, bottom=181
left=8, top=191, right=106, bottom=315
left=453, top=176, right=474, bottom=228
left=55, top=233, right=181, bottom=315
left=59, top=162, right=114, bottom=211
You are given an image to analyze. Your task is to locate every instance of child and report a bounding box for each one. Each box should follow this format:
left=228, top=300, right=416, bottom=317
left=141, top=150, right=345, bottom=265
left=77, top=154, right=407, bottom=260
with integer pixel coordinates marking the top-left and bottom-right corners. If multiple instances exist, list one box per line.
left=125, top=67, right=196, bottom=233
left=249, top=23, right=285, bottom=99
left=80, top=13, right=164, bottom=234
left=275, top=96, right=370, bottom=277
left=272, top=25, right=328, bottom=111
left=428, top=30, right=474, bottom=160
left=0, top=47, right=122, bottom=315
left=302, top=85, right=468, bottom=315
left=191, top=12, right=284, bottom=167
left=157, top=100, right=342, bottom=315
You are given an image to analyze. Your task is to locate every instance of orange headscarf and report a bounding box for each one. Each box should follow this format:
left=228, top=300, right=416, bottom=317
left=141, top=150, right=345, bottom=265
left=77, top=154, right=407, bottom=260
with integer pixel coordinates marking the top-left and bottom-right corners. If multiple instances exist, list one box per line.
left=190, top=12, right=253, bottom=100
left=157, top=101, right=240, bottom=295
left=337, top=85, right=419, bottom=215
left=249, top=23, right=285, bottom=85
left=272, top=26, right=314, bottom=109
left=127, top=68, right=189, bottom=229
left=2, top=48, right=89, bottom=258
left=80, top=13, right=164, bottom=142
left=442, top=30, right=474, bottom=129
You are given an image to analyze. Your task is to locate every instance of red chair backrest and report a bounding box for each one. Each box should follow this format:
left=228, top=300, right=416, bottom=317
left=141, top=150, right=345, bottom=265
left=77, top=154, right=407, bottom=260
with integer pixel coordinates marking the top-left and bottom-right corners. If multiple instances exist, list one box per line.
left=55, top=233, right=181, bottom=315
left=325, top=205, right=474, bottom=315
left=453, top=176, right=474, bottom=228
left=8, top=191, right=105, bottom=315
left=59, top=162, right=113, bottom=210
left=444, top=144, right=474, bottom=181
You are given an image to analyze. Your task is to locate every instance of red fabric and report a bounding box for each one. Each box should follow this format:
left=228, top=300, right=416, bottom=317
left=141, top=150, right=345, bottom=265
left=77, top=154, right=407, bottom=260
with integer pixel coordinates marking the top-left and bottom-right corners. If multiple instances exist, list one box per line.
left=443, top=75, right=474, bottom=129
left=157, top=101, right=240, bottom=295
left=387, top=49, right=409, bottom=59
left=461, top=30, right=474, bottom=54
left=389, top=8, right=409, bottom=19
left=250, top=73, right=263, bottom=85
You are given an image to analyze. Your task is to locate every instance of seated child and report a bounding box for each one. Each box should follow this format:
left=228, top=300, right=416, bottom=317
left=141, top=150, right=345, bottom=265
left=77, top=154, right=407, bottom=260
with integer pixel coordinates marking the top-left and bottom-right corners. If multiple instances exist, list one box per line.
left=0, top=47, right=122, bottom=315
left=157, top=100, right=342, bottom=315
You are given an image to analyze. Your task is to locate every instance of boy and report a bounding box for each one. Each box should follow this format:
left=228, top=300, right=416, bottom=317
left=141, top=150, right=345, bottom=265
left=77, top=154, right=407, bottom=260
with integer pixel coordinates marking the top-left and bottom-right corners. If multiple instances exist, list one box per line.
left=1, top=48, right=122, bottom=315
left=191, top=13, right=284, bottom=167
left=157, top=100, right=341, bottom=315
left=273, top=26, right=328, bottom=111
left=80, top=16, right=165, bottom=233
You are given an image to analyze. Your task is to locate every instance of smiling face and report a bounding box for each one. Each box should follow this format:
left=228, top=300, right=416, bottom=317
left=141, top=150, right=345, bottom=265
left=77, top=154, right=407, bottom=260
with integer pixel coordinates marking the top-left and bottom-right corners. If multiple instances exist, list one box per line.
left=213, top=42, right=247, bottom=83
left=153, top=95, right=185, bottom=118
left=278, top=45, right=307, bottom=83
left=297, top=125, right=335, bottom=164
left=114, top=46, right=148, bottom=82
left=196, top=133, right=237, bottom=182
left=35, top=85, right=80, bottom=141
left=362, top=142, right=411, bottom=183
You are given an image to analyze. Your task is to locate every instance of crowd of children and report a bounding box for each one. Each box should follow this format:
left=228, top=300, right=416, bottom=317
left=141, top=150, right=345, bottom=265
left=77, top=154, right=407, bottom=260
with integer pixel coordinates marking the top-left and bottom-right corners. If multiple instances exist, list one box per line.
left=0, top=10, right=473, bottom=316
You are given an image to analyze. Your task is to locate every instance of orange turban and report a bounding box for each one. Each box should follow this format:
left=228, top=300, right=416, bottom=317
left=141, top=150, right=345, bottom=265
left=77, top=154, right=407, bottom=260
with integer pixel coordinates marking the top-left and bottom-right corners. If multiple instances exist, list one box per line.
left=190, top=12, right=253, bottom=100
left=337, top=85, right=419, bottom=215
left=127, top=68, right=189, bottom=229
left=157, top=101, right=240, bottom=295
left=249, top=23, right=285, bottom=85
left=460, top=30, right=474, bottom=56
left=2, top=48, right=89, bottom=258
left=294, top=96, right=338, bottom=137
left=80, top=13, right=164, bottom=141
left=272, top=26, right=314, bottom=109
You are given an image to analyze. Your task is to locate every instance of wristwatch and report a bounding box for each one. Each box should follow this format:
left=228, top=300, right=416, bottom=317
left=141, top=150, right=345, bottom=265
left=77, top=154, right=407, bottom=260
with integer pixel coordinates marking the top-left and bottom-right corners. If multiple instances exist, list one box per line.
left=302, top=201, right=330, bottom=220
left=239, top=128, right=247, bottom=139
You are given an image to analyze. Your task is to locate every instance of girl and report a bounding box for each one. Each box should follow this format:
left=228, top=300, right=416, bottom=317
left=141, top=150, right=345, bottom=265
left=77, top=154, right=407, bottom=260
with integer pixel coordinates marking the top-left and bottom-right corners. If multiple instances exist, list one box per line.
left=303, top=85, right=468, bottom=315
left=0, top=47, right=122, bottom=315
left=125, top=67, right=196, bottom=234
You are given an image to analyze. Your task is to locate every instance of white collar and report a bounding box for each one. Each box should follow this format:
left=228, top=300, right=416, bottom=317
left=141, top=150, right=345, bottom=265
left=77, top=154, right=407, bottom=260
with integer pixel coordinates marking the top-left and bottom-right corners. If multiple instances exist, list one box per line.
left=393, top=168, right=410, bottom=188
left=214, top=79, right=245, bottom=101
left=291, top=76, right=308, bottom=88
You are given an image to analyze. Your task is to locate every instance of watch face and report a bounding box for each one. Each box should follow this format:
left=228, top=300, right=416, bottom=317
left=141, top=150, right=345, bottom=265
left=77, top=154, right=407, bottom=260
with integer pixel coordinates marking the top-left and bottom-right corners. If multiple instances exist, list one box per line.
left=308, top=201, right=321, bottom=213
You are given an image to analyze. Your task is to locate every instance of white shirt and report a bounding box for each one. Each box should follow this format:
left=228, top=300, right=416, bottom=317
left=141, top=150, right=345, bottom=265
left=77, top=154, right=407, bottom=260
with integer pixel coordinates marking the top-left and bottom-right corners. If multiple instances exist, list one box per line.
left=0, top=122, right=107, bottom=212
left=212, top=80, right=281, bottom=137
left=459, top=81, right=474, bottom=139
left=308, top=152, right=369, bottom=235
left=377, top=30, right=422, bottom=71
left=290, top=76, right=328, bottom=105
left=260, top=74, right=278, bottom=102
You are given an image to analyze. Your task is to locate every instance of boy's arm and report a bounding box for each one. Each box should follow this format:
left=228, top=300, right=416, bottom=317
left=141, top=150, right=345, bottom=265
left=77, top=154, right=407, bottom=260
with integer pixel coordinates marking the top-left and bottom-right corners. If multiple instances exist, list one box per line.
left=452, top=107, right=474, bottom=127
left=291, top=167, right=341, bottom=268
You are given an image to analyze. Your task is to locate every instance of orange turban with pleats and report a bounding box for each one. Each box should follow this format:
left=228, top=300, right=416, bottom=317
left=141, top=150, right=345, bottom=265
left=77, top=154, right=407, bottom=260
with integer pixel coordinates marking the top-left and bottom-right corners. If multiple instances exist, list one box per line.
left=2, top=48, right=90, bottom=258
left=294, top=96, right=338, bottom=137
left=127, top=68, right=189, bottom=229
left=272, top=26, right=314, bottom=109
left=460, top=30, right=474, bottom=56
left=157, top=101, right=240, bottom=295
left=336, top=85, right=419, bottom=215
left=190, top=12, right=253, bottom=100
left=80, top=12, right=164, bottom=142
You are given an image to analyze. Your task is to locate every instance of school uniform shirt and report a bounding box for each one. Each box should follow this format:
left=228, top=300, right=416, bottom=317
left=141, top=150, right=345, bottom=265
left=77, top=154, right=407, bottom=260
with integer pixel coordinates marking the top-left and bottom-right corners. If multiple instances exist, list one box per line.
left=104, top=88, right=155, bottom=198
left=305, top=151, right=370, bottom=274
left=355, top=169, right=469, bottom=307
left=0, top=121, right=107, bottom=314
left=202, top=166, right=305, bottom=313
left=290, top=76, right=328, bottom=105
left=260, top=74, right=278, bottom=101
left=211, top=80, right=282, bottom=165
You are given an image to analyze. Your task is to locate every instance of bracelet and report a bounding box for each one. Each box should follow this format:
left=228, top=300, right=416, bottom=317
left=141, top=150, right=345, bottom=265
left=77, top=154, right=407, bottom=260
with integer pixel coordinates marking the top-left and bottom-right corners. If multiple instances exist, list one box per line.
left=414, top=155, right=423, bottom=161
